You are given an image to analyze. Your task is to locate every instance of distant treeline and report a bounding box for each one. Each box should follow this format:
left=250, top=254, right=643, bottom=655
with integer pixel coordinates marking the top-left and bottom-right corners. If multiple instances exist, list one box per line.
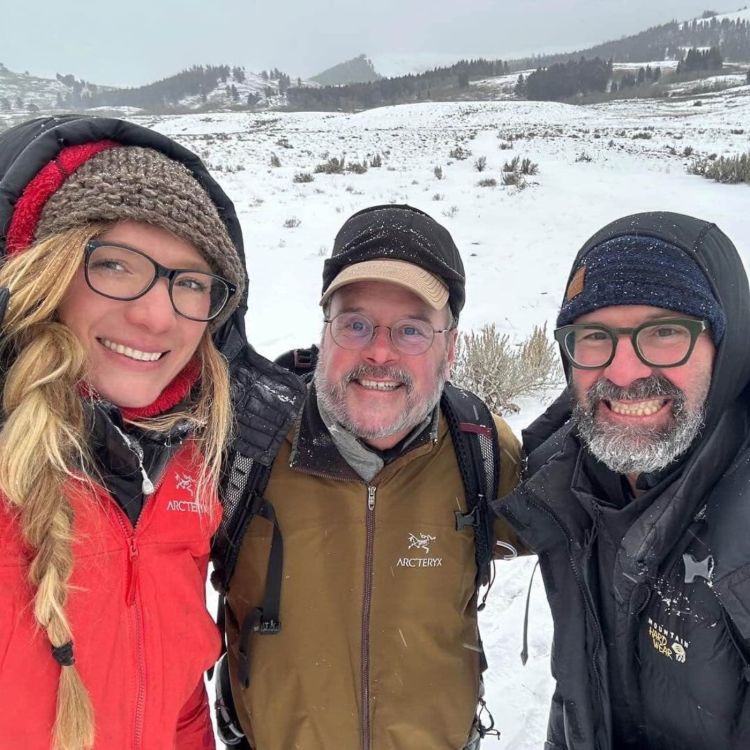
left=508, top=15, right=750, bottom=71
left=286, top=59, right=509, bottom=110
left=515, top=58, right=612, bottom=101
left=676, top=46, right=724, bottom=74
left=513, top=44, right=726, bottom=102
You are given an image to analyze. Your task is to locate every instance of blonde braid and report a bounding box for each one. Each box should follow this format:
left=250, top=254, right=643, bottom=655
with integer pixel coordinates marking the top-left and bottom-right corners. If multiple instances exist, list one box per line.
left=0, top=228, right=106, bottom=749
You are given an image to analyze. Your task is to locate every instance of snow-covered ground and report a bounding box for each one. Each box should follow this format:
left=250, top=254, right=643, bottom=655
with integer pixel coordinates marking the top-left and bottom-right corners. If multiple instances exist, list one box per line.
left=139, top=88, right=750, bottom=747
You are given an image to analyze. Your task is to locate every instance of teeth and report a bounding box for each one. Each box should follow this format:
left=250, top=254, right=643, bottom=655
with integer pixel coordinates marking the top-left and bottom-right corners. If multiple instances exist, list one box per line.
left=358, top=379, right=400, bottom=391
left=609, top=399, right=665, bottom=416
left=101, top=339, right=163, bottom=362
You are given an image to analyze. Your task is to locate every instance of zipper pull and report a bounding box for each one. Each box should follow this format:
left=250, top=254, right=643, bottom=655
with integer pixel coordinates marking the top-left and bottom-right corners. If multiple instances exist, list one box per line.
left=367, top=485, right=376, bottom=511
left=140, top=468, right=155, bottom=496
left=126, top=537, right=139, bottom=606
left=112, top=422, right=154, bottom=495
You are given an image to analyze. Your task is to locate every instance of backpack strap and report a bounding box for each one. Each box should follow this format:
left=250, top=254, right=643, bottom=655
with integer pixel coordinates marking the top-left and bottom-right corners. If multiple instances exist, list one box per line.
left=210, top=336, right=305, bottom=594
left=441, top=383, right=504, bottom=738
left=441, top=382, right=500, bottom=592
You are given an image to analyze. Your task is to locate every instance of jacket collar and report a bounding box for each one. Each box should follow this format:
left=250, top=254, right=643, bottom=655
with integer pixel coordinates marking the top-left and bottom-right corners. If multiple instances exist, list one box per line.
left=290, top=385, right=440, bottom=482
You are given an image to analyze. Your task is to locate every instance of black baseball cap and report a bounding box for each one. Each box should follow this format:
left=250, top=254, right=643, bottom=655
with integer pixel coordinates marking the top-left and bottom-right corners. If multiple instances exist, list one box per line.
left=320, top=204, right=466, bottom=317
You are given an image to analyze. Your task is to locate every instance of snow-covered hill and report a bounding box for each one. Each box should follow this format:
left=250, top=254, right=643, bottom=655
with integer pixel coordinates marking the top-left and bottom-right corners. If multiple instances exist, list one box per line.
left=693, top=6, right=750, bottom=25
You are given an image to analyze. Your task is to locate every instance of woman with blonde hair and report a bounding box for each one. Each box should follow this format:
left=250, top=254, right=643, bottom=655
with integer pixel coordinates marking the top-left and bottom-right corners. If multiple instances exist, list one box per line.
left=0, top=116, right=247, bottom=749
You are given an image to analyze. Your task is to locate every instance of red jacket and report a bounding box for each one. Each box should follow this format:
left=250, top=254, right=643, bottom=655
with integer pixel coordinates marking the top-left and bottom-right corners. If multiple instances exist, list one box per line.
left=0, top=443, right=220, bottom=749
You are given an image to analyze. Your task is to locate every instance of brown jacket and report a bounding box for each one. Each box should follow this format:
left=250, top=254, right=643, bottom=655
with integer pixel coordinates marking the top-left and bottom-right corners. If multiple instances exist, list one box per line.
left=226, top=394, right=521, bottom=750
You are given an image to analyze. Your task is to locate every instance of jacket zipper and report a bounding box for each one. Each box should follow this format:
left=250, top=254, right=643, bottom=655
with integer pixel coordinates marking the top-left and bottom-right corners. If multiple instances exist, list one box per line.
left=113, top=512, right=147, bottom=750
left=111, top=456, right=170, bottom=750
left=97, top=444, right=180, bottom=750
left=361, top=484, right=377, bottom=750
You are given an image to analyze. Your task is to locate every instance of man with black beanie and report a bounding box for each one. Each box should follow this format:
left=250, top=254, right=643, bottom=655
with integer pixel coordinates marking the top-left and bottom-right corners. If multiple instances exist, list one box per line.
left=217, top=204, right=522, bottom=750
left=494, top=211, right=750, bottom=749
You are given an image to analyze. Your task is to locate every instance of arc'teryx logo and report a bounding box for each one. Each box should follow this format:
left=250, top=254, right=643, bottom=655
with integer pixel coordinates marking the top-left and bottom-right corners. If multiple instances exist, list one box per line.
left=397, top=532, right=442, bottom=568
left=175, top=472, right=195, bottom=492
left=408, top=532, right=436, bottom=555
left=166, top=472, right=201, bottom=513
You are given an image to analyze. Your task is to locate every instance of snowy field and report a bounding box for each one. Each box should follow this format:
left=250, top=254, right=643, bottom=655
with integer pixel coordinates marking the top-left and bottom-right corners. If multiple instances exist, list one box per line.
left=138, top=88, right=750, bottom=747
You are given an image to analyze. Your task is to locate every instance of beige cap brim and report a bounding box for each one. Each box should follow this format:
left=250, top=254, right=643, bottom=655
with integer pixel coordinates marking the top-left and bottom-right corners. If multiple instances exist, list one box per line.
left=320, top=259, right=449, bottom=310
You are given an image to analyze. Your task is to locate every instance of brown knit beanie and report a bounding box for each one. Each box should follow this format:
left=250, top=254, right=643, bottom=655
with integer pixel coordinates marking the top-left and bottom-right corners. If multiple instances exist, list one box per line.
left=30, top=144, right=245, bottom=328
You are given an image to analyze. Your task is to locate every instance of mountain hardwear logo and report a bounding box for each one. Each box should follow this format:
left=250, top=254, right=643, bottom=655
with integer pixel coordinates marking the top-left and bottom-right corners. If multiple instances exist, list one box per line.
left=647, top=617, right=689, bottom=664
left=408, top=532, right=436, bottom=555
left=397, top=532, right=442, bottom=568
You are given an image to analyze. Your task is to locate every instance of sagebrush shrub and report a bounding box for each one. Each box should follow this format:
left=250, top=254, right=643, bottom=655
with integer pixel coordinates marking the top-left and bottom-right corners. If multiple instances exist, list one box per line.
left=474, top=156, right=488, bottom=172
left=452, top=323, right=563, bottom=414
left=520, top=158, right=539, bottom=175
left=502, top=156, right=520, bottom=173
left=314, top=156, right=346, bottom=174
left=502, top=171, right=525, bottom=188
left=689, top=151, right=750, bottom=184
left=449, top=145, right=471, bottom=160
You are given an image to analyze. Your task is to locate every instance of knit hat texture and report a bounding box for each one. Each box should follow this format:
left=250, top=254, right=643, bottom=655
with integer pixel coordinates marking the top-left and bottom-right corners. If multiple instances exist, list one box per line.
left=16, top=143, right=244, bottom=328
left=557, top=235, right=726, bottom=343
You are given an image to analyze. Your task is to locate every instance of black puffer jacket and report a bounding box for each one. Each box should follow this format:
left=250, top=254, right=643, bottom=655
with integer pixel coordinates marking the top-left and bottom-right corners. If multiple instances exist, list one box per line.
left=495, top=212, right=750, bottom=750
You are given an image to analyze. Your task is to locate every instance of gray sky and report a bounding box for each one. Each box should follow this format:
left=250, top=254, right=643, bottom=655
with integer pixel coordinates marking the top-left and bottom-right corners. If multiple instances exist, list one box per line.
left=1, top=1, right=738, bottom=86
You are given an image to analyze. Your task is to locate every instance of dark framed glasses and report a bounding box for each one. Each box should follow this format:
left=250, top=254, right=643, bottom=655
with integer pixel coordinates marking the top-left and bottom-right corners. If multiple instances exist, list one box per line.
left=324, top=312, right=451, bottom=356
left=554, top=318, right=708, bottom=370
left=84, top=241, right=236, bottom=322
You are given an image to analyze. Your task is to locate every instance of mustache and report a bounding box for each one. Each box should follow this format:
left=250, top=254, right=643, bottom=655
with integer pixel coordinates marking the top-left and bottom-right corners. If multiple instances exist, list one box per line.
left=586, top=375, right=685, bottom=406
left=344, top=364, right=414, bottom=390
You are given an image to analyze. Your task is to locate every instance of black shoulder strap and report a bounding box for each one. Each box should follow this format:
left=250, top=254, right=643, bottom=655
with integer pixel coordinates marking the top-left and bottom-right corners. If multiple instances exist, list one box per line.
left=208, top=342, right=303, bottom=692
left=441, top=382, right=500, bottom=590
left=210, top=337, right=305, bottom=594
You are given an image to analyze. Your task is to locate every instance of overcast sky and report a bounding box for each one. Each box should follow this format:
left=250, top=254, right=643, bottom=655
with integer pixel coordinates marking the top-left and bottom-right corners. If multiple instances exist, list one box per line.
left=1, top=1, right=739, bottom=86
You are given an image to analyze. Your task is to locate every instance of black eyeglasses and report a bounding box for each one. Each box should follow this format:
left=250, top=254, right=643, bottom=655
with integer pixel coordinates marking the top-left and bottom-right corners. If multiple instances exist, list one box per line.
left=324, top=312, right=451, bottom=355
left=84, top=241, right=236, bottom=322
left=554, top=318, right=708, bottom=370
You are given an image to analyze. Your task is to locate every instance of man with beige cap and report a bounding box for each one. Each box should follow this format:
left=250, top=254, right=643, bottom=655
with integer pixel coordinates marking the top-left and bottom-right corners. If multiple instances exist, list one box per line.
left=217, top=205, right=521, bottom=750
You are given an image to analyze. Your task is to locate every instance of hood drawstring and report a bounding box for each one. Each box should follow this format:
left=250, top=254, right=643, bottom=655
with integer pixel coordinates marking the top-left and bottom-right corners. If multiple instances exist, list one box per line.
left=111, top=422, right=155, bottom=496
left=521, top=559, right=540, bottom=665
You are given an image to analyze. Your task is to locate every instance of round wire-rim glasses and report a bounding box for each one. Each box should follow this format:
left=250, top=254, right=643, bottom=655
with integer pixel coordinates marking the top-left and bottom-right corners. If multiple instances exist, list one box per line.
left=324, top=311, right=451, bottom=356
left=553, top=318, right=708, bottom=370
left=84, top=240, right=236, bottom=322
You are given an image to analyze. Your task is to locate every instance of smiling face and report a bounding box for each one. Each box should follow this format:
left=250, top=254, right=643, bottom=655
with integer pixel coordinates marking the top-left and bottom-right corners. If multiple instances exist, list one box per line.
left=57, top=220, right=209, bottom=408
left=570, top=304, right=715, bottom=482
left=314, top=280, right=457, bottom=450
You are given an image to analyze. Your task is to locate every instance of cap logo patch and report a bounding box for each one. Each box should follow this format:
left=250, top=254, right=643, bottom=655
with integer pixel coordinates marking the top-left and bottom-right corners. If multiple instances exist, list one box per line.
left=565, top=265, right=586, bottom=302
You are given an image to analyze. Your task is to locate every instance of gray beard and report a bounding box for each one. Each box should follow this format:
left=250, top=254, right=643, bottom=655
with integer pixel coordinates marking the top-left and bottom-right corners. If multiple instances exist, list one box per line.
left=314, top=361, right=447, bottom=442
left=572, top=375, right=708, bottom=476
